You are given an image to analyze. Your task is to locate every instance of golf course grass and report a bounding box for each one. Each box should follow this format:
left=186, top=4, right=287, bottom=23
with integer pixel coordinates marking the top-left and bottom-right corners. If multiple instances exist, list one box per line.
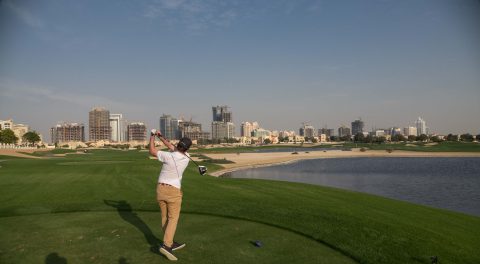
left=0, top=149, right=479, bottom=263
left=193, top=141, right=480, bottom=154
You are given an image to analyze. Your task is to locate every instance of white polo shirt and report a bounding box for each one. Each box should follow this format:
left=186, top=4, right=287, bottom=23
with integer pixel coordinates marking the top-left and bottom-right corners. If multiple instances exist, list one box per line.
left=157, top=150, right=190, bottom=189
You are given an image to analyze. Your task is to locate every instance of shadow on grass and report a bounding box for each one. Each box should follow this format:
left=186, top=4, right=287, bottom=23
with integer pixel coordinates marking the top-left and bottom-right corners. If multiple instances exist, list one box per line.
left=45, top=253, right=67, bottom=264
left=118, top=257, right=130, bottom=264
left=182, top=210, right=361, bottom=263
left=104, top=200, right=161, bottom=255
left=45, top=253, right=132, bottom=264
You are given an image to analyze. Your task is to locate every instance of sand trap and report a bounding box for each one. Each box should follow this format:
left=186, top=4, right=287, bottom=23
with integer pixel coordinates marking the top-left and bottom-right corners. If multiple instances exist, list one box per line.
left=0, top=149, right=49, bottom=159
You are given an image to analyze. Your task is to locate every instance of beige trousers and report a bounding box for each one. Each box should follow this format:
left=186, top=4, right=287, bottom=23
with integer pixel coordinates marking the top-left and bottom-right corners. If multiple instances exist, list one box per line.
left=157, top=184, right=183, bottom=247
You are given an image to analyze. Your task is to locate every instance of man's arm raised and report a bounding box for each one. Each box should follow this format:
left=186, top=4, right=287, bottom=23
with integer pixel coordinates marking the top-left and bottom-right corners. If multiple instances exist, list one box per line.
left=149, top=134, right=158, bottom=157
left=149, top=131, right=175, bottom=157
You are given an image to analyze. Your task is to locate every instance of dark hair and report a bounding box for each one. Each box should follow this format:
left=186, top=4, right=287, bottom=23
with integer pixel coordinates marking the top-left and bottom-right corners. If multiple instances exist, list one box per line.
left=177, top=137, right=192, bottom=151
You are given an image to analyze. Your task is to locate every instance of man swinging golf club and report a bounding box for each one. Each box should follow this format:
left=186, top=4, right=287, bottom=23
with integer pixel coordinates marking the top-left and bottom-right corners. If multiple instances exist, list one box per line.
left=149, top=129, right=193, bottom=261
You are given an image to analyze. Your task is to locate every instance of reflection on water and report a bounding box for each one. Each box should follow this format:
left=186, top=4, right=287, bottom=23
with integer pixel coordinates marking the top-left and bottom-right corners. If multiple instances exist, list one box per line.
left=224, top=157, right=480, bottom=216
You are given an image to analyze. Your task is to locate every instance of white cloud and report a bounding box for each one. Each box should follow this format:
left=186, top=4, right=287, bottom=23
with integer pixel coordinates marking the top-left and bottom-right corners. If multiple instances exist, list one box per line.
left=142, top=0, right=240, bottom=33
left=0, top=79, right=145, bottom=113
left=4, top=0, right=45, bottom=29
left=141, top=0, right=326, bottom=33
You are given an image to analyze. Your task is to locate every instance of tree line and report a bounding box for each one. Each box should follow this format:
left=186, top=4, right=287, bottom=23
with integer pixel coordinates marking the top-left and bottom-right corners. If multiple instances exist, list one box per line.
left=0, top=129, right=41, bottom=146
left=0, top=129, right=478, bottom=146
left=341, top=132, right=480, bottom=144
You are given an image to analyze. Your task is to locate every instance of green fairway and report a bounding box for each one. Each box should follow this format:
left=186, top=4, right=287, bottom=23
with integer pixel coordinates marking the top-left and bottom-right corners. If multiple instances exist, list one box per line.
left=0, top=149, right=479, bottom=263
left=192, top=141, right=480, bottom=154
left=0, top=212, right=353, bottom=264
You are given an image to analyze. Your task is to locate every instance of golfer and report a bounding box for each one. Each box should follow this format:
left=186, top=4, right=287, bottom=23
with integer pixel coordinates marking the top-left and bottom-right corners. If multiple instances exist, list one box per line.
left=149, top=130, right=192, bottom=261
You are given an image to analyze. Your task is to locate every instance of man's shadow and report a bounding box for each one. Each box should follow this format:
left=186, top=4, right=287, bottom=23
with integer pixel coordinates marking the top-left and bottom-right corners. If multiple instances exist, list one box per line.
left=45, top=253, right=67, bottom=264
left=104, top=200, right=161, bottom=254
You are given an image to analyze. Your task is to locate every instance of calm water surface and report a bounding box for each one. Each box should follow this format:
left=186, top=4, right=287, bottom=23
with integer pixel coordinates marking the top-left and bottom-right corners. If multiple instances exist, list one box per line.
left=224, top=157, right=480, bottom=216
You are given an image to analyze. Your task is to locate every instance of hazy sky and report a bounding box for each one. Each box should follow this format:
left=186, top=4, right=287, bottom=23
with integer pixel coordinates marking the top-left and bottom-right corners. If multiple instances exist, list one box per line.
left=1, top=0, right=479, bottom=139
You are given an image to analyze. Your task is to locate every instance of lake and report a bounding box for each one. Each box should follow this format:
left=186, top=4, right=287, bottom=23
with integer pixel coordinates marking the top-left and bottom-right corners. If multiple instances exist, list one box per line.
left=223, top=157, right=480, bottom=216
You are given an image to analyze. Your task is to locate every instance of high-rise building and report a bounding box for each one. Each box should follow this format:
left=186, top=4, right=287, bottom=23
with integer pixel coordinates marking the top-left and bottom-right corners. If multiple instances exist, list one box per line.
left=89, top=107, right=111, bottom=142
left=127, top=122, right=147, bottom=141
left=338, top=125, right=351, bottom=138
left=212, top=122, right=235, bottom=140
left=241, top=122, right=251, bottom=137
left=211, top=105, right=235, bottom=140
left=110, top=114, right=126, bottom=142
left=159, top=114, right=181, bottom=140
left=241, top=121, right=258, bottom=137
left=389, top=127, right=402, bottom=136
left=178, top=121, right=210, bottom=141
left=319, top=128, right=334, bottom=137
left=351, top=119, right=364, bottom=136
left=212, top=105, right=232, bottom=122
left=404, top=126, right=417, bottom=136
left=159, top=114, right=172, bottom=139
left=51, top=123, right=85, bottom=143
left=300, top=124, right=316, bottom=138
left=415, top=117, right=428, bottom=136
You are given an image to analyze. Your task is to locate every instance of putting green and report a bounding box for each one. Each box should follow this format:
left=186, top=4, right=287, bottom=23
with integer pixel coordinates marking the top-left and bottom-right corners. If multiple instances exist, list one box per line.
left=0, top=211, right=355, bottom=264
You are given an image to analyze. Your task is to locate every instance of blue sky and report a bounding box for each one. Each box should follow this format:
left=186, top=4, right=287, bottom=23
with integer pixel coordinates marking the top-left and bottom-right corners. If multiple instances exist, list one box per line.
left=1, top=0, right=479, bottom=139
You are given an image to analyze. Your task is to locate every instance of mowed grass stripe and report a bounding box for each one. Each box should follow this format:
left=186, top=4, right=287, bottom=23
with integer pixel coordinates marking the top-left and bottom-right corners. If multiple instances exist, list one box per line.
left=0, top=211, right=356, bottom=264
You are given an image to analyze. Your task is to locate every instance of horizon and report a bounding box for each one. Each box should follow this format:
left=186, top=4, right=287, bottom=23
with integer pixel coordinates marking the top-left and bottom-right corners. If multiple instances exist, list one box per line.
left=1, top=0, right=479, bottom=138
left=1, top=105, right=475, bottom=140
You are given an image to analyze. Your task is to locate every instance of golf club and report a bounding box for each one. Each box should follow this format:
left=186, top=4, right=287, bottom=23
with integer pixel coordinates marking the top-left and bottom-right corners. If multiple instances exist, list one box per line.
left=151, top=129, right=208, bottom=175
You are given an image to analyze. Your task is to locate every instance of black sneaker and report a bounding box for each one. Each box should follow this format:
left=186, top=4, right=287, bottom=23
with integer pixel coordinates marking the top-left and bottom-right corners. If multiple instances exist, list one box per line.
left=159, top=244, right=178, bottom=261
left=171, top=241, right=186, bottom=251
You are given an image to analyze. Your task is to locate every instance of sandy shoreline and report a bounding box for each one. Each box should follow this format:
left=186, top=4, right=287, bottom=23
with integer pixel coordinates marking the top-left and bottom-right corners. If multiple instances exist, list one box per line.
left=206, top=149, right=480, bottom=177
left=2, top=148, right=479, bottom=176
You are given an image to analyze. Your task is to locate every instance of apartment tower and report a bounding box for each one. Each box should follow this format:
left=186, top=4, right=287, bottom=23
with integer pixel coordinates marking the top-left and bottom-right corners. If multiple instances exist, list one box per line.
left=351, top=119, right=364, bottom=136
left=89, top=107, right=111, bottom=142
left=338, top=125, right=351, bottom=138
left=211, top=105, right=235, bottom=140
left=127, top=122, right=147, bottom=141
left=415, top=117, right=428, bottom=136
left=159, top=114, right=180, bottom=140
left=51, top=123, right=85, bottom=143
left=110, top=113, right=126, bottom=142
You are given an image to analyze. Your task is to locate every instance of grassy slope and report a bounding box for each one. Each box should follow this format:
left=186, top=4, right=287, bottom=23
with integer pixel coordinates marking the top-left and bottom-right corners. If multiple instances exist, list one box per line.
left=0, top=150, right=479, bottom=263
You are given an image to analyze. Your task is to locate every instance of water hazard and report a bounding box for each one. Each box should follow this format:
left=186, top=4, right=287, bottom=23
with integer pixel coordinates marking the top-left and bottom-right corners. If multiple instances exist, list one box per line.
left=223, top=157, right=480, bottom=216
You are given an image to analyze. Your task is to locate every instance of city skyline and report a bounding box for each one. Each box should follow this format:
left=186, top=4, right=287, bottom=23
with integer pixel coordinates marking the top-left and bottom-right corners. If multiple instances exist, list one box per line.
left=0, top=105, right=477, bottom=142
left=0, top=105, right=468, bottom=143
left=1, top=109, right=478, bottom=145
left=1, top=0, right=479, bottom=138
